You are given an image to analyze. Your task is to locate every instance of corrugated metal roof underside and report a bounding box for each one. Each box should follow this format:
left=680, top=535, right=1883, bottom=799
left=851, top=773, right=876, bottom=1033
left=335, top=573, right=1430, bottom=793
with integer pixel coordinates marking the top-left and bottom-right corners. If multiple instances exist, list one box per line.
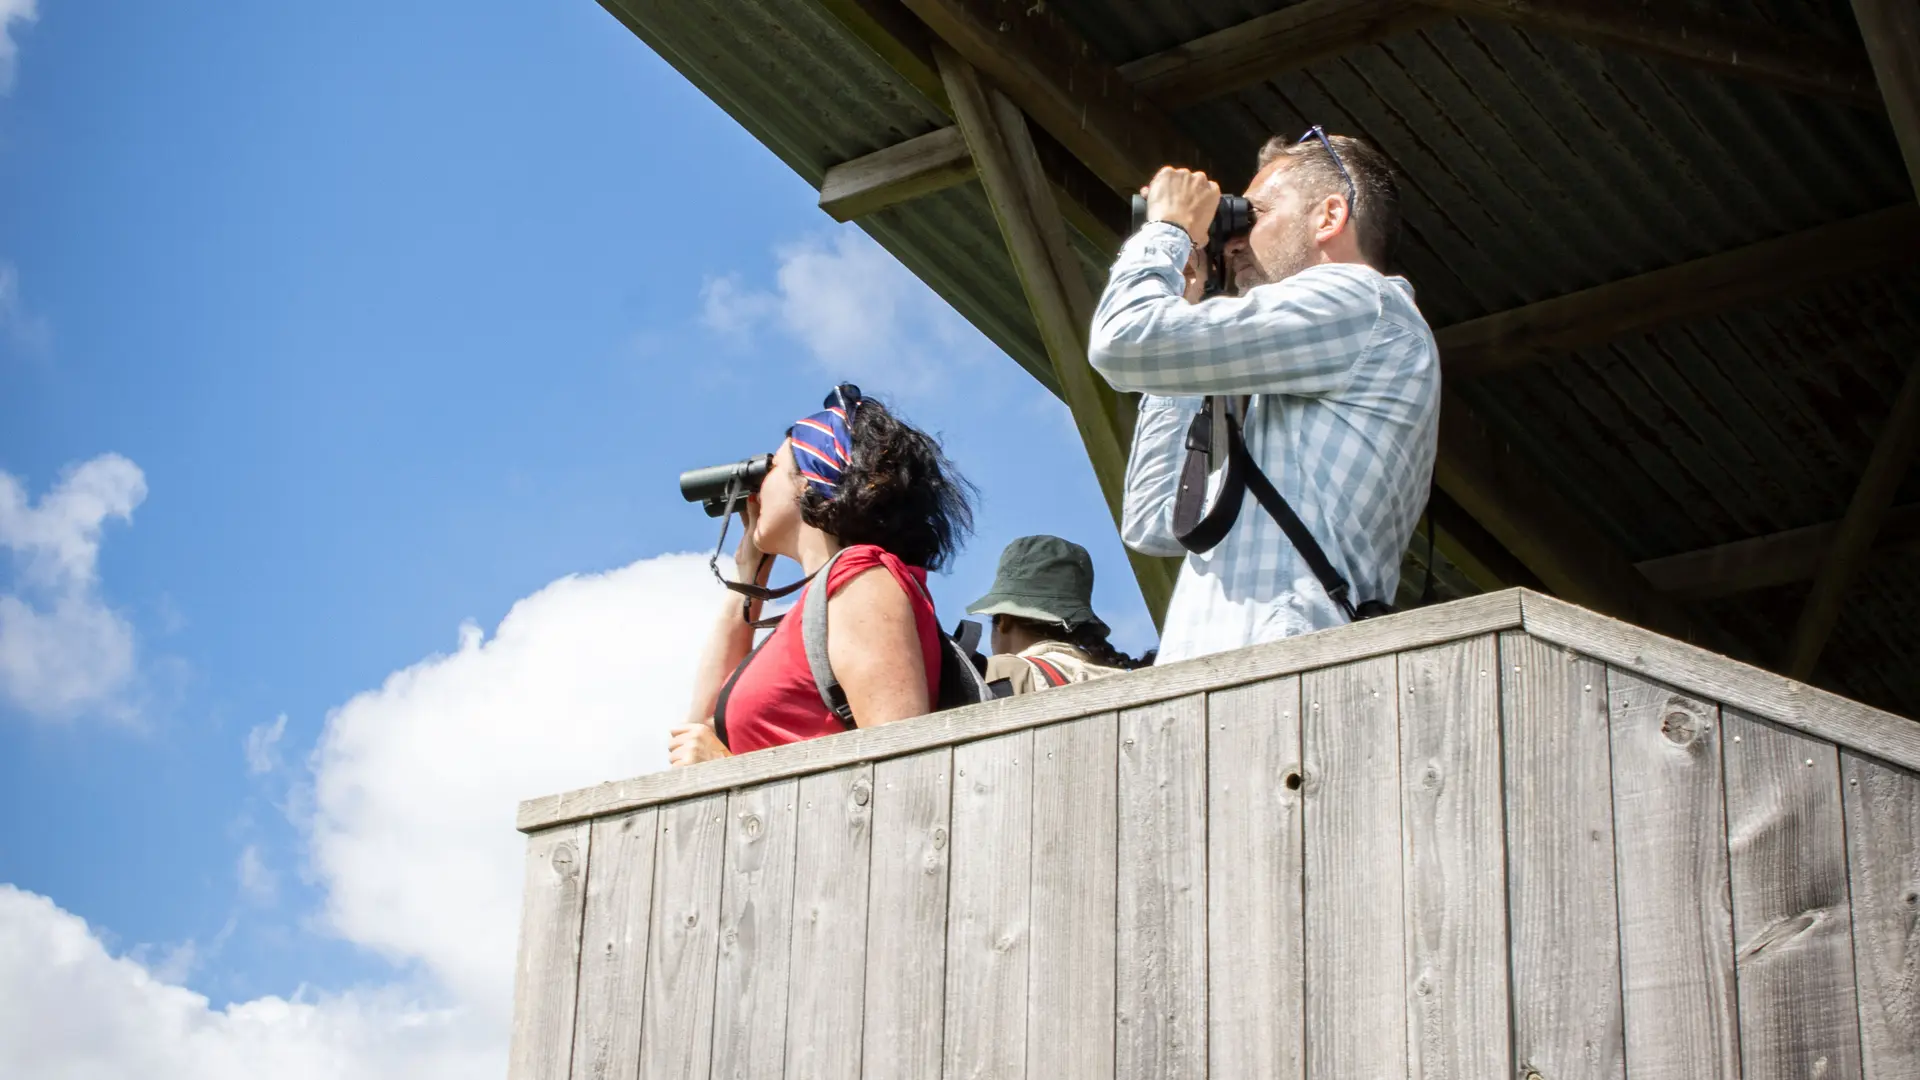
left=595, top=0, right=1917, bottom=716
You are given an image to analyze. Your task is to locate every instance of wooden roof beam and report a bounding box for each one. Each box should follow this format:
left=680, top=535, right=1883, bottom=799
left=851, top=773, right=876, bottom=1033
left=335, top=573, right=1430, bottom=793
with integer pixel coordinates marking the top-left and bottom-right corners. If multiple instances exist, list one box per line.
left=1781, top=0, right=1920, bottom=680
left=1438, top=204, right=1920, bottom=379
left=895, top=0, right=1212, bottom=193
left=1433, top=0, right=1881, bottom=108
left=1636, top=503, right=1920, bottom=602
left=936, top=45, right=1178, bottom=619
left=1116, top=0, right=1442, bottom=109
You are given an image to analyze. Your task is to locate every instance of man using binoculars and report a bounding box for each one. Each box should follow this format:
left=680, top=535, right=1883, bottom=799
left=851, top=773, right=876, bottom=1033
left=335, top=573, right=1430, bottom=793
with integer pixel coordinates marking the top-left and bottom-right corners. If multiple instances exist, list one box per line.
left=1088, top=130, right=1440, bottom=664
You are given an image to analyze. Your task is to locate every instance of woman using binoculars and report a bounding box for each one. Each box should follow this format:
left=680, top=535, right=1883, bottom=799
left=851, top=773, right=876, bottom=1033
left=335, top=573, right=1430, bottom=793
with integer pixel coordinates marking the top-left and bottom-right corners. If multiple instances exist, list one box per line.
left=668, top=385, right=975, bottom=765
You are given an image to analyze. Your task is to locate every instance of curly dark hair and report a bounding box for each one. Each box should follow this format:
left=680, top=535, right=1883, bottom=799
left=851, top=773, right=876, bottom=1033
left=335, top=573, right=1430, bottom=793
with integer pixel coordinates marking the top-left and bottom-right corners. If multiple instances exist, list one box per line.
left=997, top=614, right=1149, bottom=671
left=798, top=396, right=976, bottom=570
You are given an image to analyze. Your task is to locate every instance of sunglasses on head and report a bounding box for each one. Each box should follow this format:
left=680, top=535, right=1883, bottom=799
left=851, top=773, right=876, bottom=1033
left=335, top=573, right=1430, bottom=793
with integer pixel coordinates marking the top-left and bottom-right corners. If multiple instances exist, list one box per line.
left=1296, top=125, right=1358, bottom=210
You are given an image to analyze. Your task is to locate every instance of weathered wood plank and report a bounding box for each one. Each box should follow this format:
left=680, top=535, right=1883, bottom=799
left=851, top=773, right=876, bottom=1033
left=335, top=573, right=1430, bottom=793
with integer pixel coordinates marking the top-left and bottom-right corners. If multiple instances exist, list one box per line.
left=1028, top=714, right=1118, bottom=1080
left=785, top=765, right=875, bottom=1080
left=1634, top=501, right=1920, bottom=600
left=1206, top=676, right=1304, bottom=1080
left=1841, top=752, right=1920, bottom=1079
left=1403, top=635, right=1511, bottom=1078
left=1302, top=655, right=1407, bottom=1079
left=709, top=781, right=799, bottom=1080
left=510, top=823, right=591, bottom=1080
left=1722, top=710, right=1865, bottom=1080
left=818, top=125, right=974, bottom=222
left=943, top=729, right=1033, bottom=1080
left=1117, top=693, right=1207, bottom=1080
left=1606, top=670, right=1740, bottom=1080
left=1521, top=591, right=1920, bottom=774
left=638, top=793, right=726, bottom=1080
left=1499, top=633, right=1622, bottom=1080
left=861, top=748, right=952, bottom=1080
left=520, top=591, right=1524, bottom=829
left=570, top=810, right=657, bottom=1080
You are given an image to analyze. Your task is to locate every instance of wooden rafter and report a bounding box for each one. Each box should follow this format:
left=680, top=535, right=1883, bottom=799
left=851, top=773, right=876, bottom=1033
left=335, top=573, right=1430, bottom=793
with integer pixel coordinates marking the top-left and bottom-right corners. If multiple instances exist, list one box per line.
left=1433, top=0, right=1880, bottom=107
left=1782, top=0, right=1920, bottom=679
left=937, top=45, right=1178, bottom=618
left=819, top=126, right=974, bottom=221
left=897, top=0, right=1213, bottom=193
left=1438, top=204, right=1920, bottom=379
left=1116, top=0, right=1440, bottom=109
left=1636, top=503, right=1920, bottom=602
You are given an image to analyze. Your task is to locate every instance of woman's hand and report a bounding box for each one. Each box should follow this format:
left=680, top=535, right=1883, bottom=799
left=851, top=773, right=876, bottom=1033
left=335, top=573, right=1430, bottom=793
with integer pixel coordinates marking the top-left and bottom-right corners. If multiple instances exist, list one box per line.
left=668, top=721, right=731, bottom=767
left=733, top=496, right=770, bottom=585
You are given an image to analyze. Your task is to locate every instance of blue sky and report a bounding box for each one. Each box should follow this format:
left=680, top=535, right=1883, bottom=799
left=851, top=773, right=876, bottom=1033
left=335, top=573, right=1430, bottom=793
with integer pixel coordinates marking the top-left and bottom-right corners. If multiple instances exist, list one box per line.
left=0, top=1, right=1148, bottom=1071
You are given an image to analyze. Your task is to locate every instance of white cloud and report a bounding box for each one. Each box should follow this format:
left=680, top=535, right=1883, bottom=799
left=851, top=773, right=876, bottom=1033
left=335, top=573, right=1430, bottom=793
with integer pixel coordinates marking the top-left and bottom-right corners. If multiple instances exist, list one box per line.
left=0, top=886, right=495, bottom=1080
left=236, top=846, right=276, bottom=906
left=0, top=1, right=33, bottom=95
left=0, top=262, right=53, bottom=358
left=0, top=454, right=146, bottom=719
left=704, top=227, right=995, bottom=393
left=0, top=550, right=721, bottom=1076
left=245, top=714, right=287, bottom=775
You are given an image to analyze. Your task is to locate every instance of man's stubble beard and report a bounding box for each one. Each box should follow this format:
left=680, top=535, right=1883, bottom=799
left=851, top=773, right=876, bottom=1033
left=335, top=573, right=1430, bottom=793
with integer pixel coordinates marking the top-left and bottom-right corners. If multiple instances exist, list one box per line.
left=1232, top=216, right=1317, bottom=296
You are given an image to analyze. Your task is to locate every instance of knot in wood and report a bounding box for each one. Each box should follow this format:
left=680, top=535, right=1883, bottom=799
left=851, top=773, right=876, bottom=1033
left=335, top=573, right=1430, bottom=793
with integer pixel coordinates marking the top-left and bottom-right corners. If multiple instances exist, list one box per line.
left=1281, top=768, right=1303, bottom=792
left=852, top=782, right=872, bottom=807
left=1422, top=763, right=1442, bottom=789
left=551, top=844, right=576, bottom=875
left=742, top=814, right=763, bottom=839
left=931, top=827, right=948, bottom=850
left=1660, top=709, right=1701, bottom=747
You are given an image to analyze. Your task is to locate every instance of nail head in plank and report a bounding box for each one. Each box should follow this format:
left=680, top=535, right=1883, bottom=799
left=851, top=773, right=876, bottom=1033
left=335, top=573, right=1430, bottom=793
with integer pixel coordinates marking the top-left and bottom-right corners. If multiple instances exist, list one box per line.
left=1303, top=655, right=1408, bottom=1079
left=638, top=793, right=726, bottom=1080
left=784, top=764, right=875, bottom=1080
left=1722, top=711, right=1865, bottom=1080
left=1028, top=714, right=1118, bottom=1080
left=1206, top=676, right=1304, bottom=1080
left=861, top=748, right=953, bottom=1080
left=1403, top=635, right=1513, bottom=1078
left=570, top=810, right=658, bottom=1080
left=509, top=822, right=591, bottom=1080
left=943, top=729, right=1033, bottom=1080
left=1840, top=751, right=1920, bottom=1078
left=1606, top=670, right=1740, bottom=1080
left=709, top=781, right=799, bottom=1080
left=518, top=590, right=1524, bottom=831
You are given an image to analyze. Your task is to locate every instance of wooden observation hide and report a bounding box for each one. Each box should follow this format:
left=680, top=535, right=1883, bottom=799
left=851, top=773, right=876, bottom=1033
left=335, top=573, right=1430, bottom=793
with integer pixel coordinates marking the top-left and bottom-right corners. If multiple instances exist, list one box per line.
left=508, top=591, right=1920, bottom=1080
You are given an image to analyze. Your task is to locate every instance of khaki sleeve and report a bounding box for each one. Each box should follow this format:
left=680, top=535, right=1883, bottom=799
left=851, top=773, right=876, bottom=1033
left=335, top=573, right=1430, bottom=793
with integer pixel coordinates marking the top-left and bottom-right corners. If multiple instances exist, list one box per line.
left=984, top=653, right=1039, bottom=696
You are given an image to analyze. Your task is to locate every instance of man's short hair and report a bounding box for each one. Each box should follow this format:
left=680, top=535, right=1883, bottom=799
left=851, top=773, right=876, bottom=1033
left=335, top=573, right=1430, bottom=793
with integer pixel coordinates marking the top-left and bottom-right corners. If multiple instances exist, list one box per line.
left=1257, top=132, right=1401, bottom=269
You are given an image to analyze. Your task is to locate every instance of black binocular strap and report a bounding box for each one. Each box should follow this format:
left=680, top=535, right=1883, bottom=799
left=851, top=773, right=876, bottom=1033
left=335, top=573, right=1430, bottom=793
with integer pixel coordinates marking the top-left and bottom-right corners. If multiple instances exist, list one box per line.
left=1171, top=396, right=1365, bottom=622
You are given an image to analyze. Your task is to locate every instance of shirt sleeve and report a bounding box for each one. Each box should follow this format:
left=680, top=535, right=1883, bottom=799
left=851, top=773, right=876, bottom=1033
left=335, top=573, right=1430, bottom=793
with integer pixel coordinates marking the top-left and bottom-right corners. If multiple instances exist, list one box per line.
left=1120, top=393, right=1199, bottom=557
left=1088, top=223, right=1386, bottom=397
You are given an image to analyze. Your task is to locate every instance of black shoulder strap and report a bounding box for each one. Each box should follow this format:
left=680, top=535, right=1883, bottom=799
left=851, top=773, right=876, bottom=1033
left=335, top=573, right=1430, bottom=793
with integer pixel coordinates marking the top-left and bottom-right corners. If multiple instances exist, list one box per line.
left=1170, top=396, right=1367, bottom=622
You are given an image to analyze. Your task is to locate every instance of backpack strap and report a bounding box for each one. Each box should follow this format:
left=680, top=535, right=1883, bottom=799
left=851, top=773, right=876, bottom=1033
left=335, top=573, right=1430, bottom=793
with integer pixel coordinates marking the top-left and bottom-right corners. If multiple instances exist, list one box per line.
left=801, top=549, right=856, bottom=728
left=1025, top=654, right=1070, bottom=688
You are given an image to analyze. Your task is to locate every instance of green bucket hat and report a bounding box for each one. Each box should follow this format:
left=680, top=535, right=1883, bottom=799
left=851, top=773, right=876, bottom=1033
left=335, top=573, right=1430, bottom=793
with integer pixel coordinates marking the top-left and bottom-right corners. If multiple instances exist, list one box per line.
left=966, top=535, right=1109, bottom=638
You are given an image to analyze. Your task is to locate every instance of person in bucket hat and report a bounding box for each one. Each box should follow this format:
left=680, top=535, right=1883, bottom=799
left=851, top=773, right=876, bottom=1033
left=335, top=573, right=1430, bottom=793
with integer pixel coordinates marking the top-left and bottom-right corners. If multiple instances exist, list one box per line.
left=966, top=535, right=1147, bottom=696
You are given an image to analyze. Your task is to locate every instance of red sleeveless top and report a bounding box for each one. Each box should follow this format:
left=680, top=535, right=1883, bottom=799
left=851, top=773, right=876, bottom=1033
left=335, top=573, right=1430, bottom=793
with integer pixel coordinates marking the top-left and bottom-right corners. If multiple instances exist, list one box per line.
left=716, top=544, right=942, bottom=755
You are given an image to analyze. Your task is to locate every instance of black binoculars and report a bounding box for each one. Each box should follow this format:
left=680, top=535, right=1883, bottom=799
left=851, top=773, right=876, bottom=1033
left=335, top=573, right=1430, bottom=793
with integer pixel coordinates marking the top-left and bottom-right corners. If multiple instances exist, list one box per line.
left=1129, top=193, right=1252, bottom=298
left=679, top=453, right=773, bottom=518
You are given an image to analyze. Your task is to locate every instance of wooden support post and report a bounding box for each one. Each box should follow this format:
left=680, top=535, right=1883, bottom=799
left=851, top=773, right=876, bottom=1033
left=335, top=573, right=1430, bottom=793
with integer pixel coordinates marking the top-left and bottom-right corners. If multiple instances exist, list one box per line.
left=1434, top=0, right=1881, bottom=107
left=1783, top=0, right=1920, bottom=680
left=937, top=46, right=1178, bottom=618
left=1438, top=205, right=1920, bottom=379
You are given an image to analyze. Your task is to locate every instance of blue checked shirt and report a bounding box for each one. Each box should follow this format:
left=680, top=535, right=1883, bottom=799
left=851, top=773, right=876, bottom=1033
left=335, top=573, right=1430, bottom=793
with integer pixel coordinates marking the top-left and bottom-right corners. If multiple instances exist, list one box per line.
left=1088, top=222, right=1440, bottom=664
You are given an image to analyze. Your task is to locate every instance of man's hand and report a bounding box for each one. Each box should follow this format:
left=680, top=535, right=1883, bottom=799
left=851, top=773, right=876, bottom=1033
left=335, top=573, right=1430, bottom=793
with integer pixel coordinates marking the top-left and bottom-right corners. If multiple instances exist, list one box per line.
left=668, top=721, right=731, bottom=767
left=1144, top=166, right=1220, bottom=247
